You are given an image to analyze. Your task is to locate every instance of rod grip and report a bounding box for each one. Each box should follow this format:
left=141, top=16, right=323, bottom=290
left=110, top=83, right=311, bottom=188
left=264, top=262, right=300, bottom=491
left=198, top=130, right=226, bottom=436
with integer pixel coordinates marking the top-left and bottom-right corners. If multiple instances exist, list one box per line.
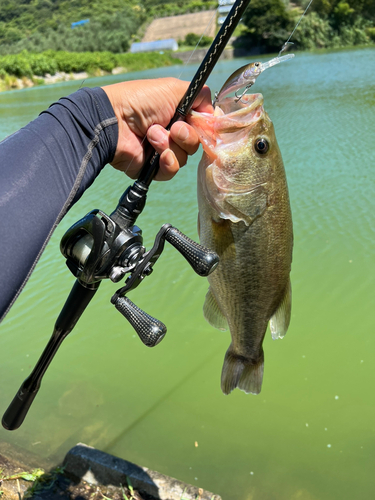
left=113, top=296, right=167, bottom=347
left=165, top=227, right=219, bottom=277
left=2, top=382, right=39, bottom=431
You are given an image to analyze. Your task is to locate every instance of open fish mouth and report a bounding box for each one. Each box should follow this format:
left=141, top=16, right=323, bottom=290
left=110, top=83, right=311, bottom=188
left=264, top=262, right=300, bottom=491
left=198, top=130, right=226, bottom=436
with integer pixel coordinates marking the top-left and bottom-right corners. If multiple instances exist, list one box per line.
left=188, top=93, right=264, bottom=147
left=214, top=92, right=264, bottom=117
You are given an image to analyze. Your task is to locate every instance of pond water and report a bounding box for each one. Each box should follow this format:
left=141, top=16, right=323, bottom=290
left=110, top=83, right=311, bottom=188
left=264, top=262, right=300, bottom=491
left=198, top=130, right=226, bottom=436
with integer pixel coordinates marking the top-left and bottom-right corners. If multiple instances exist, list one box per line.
left=0, top=47, right=375, bottom=500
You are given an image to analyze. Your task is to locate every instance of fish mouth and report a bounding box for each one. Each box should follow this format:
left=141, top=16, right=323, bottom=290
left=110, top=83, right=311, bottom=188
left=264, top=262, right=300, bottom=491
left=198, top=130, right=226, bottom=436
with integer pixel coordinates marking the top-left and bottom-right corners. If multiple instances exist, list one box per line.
left=187, top=93, right=265, bottom=154
left=215, top=92, right=263, bottom=116
left=211, top=93, right=264, bottom=134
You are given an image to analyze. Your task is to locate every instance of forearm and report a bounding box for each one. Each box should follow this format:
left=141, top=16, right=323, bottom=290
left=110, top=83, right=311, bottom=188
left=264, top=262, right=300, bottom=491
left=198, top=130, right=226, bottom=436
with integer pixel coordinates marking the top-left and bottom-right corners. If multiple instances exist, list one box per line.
left=0, top=87, right=118, bottom=321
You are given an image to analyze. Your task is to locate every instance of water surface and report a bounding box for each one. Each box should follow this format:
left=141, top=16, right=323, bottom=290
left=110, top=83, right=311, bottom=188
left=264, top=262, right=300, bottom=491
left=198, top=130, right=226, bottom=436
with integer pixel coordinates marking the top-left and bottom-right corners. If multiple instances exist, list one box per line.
left=0, top=48, right=375, bottom=499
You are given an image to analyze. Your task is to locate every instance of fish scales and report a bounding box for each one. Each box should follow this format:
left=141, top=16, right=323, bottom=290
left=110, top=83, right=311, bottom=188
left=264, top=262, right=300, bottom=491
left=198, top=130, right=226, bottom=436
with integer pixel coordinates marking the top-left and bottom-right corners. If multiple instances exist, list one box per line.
left=189, top=93, right=293, bottom=395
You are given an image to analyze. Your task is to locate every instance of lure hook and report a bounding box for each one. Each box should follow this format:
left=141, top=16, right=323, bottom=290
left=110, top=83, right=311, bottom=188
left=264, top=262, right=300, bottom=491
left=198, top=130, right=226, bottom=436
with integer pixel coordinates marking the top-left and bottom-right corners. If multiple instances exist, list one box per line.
left=234, top=83, right=253, bottom=103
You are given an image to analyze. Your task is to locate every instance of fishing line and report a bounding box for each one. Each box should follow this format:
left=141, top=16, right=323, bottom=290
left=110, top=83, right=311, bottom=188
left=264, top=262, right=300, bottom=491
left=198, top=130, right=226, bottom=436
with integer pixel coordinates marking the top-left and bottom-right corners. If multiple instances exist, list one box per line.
left=278, top=0, right=315, bottom=56
left=182, top=10, right=217, bottom=67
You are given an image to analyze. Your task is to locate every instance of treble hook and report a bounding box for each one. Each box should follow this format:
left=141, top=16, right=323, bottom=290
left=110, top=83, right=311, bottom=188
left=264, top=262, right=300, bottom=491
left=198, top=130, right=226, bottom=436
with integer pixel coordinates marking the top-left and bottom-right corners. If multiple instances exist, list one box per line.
left=234, top=83, right=254, bottom=103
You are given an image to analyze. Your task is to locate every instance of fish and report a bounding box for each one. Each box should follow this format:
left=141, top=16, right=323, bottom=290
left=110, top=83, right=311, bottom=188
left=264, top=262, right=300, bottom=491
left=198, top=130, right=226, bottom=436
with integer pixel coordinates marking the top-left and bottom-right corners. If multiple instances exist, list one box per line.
left=214, top=54, right=294, bottom=104
left=188, top=93, right=293, bottom=395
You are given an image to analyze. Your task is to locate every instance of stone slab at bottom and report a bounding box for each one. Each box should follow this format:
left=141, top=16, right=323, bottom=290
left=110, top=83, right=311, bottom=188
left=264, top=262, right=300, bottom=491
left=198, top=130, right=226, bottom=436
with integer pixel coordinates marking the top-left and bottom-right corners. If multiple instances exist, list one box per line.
left=63, top=443, right=222, bottom=500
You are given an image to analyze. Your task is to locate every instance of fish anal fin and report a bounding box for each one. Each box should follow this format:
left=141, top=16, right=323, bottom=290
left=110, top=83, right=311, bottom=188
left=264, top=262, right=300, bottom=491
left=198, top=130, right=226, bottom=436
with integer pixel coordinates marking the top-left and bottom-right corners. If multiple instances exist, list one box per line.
left=221, top=347, right=264, bottom=395
left=270, top=278, right=292, bottom=340
left=203, top=288, right=228, bottom=331
left=224, top=185, right=268, bottom=226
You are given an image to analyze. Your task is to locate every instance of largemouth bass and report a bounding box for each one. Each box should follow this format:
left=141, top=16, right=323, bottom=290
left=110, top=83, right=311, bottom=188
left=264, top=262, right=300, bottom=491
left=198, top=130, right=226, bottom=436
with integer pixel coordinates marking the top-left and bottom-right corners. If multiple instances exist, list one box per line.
left=188, top=93, right=293, bottom=395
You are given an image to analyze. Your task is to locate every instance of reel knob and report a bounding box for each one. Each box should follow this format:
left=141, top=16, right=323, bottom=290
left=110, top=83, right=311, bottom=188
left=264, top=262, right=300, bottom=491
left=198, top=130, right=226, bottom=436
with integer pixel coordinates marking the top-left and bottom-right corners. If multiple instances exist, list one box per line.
left=165, top=226, right=219, bottom=277
left=112, top=296, right=167, bottom=347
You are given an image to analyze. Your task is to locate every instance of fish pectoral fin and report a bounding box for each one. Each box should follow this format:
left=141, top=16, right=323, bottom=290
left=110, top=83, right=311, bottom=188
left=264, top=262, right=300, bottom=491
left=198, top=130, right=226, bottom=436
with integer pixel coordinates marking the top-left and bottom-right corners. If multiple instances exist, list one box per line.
left=224, top=186, right=268, bottom=226
left=270, top=278, right=292, bottom=340
left=203, top=288, right=228, bottom=331
left=221, top=347, right=264, bottom=395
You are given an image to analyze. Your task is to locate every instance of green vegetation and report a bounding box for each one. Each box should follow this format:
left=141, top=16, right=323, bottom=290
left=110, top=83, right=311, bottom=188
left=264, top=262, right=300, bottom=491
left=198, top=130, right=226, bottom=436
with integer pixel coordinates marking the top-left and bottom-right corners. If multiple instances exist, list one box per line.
left=0, top=0, right=374, bottom=91
left=0, top=49, right=179, bottom=77
left=0, top=468, right=45, bottom=482
left=240, top=0, right=375, bottom=52
left=0, top=0, right=215, bottom=54
left=0, top=50, right=180, bottom=90
left=184, top=32, right=213, bottom=47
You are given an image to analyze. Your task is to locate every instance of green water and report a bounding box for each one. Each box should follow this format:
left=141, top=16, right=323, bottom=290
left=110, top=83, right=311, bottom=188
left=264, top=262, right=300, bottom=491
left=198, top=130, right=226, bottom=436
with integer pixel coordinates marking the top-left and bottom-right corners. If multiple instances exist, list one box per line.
left=1, top=48, right=375, bottom=499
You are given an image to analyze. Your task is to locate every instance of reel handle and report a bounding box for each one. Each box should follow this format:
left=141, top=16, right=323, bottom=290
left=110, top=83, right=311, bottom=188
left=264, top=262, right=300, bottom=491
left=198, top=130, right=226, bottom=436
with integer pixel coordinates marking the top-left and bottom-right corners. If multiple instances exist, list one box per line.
left=113, top=296, right=167, bottom=347
left=165, top=227, right=219, bottom=277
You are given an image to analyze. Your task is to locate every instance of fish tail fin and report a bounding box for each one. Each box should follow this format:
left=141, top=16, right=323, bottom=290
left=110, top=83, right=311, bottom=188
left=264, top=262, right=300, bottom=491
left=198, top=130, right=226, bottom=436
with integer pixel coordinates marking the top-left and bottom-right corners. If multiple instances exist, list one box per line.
left=221, top=347, right=264, bottom=395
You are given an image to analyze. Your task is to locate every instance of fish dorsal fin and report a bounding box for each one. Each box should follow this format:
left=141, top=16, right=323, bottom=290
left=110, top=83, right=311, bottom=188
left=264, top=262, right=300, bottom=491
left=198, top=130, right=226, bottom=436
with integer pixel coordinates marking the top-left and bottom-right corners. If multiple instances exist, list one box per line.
left=270, top=278, right=292, bottom=340
left=203, top=288, right=228, bottom=331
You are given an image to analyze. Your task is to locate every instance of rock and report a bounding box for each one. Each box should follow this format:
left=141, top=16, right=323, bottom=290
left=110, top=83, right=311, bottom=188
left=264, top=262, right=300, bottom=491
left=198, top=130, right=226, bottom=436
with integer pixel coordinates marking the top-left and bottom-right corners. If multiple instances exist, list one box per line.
left=64, top=443, right=222, bottom=500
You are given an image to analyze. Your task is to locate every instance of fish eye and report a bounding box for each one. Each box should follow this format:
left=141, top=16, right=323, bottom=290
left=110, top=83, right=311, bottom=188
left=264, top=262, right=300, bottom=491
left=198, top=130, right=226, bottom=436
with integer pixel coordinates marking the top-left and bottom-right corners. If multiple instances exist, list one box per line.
left=255, top=63, right=260, bottom=67
left=254, top=137, right=269, bottom=155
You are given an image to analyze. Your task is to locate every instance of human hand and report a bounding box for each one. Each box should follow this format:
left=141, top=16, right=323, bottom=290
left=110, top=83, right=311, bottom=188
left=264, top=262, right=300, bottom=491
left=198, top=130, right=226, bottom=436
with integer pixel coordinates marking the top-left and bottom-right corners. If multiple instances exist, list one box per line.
left=102, top=78, right=213, bottom=181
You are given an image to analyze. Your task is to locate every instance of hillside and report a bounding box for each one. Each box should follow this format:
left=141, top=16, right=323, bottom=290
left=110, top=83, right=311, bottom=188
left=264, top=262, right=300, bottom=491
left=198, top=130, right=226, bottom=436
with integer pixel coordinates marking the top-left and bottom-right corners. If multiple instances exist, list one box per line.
left=0, top=0, right=374, bottom=57
left=0, top=0, right=216, bottom=54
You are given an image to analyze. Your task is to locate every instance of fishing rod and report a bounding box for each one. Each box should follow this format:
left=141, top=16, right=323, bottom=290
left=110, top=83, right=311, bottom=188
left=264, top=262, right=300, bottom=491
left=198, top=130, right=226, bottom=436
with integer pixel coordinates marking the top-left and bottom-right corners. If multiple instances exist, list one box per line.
left=2, top=0, right=253, bottom=431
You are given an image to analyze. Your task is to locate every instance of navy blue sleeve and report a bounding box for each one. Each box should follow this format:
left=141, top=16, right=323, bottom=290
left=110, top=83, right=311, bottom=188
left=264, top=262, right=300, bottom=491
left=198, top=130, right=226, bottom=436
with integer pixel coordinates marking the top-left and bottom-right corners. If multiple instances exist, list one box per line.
left=0, top=87, right=118, bottom=322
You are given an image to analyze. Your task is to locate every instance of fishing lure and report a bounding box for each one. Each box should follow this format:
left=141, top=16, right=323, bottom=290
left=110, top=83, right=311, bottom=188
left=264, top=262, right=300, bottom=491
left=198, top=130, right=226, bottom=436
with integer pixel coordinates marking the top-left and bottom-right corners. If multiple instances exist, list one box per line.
left=213, top=53, right=295, bottom=105
left=213, top=0, right=317, bottom=105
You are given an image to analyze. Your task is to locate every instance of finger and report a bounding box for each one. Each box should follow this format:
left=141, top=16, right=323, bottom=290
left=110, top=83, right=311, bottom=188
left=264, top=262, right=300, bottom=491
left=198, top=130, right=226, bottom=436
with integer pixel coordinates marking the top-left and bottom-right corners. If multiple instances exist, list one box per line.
left=192, top=85, right=214, bottom=114
left=147, top=124, right=188, bottom=168
left=147, top=125, right=188, bottom=181
left=170, top=121, right=200, bottom=156
left=155, top=150, right=180, bottom=181
left=147, top=124, right=170, bottom=152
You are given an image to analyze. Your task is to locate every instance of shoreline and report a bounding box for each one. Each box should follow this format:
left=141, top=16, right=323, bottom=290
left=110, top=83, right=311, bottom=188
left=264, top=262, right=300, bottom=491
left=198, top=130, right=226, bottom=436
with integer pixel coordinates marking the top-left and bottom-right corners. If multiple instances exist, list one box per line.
left=0, top=66, right=133, bottom=92
left=1, top=44, right=373, bottom=93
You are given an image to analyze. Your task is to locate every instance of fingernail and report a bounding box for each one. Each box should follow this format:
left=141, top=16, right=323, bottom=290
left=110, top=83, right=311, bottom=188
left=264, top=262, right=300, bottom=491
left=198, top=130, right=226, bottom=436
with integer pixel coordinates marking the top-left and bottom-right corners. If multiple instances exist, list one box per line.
left=148, top=125, right=166, bottom=144
left=178, top=124, right=189, bottom=141
left=164, top=150, right=175, bottom=168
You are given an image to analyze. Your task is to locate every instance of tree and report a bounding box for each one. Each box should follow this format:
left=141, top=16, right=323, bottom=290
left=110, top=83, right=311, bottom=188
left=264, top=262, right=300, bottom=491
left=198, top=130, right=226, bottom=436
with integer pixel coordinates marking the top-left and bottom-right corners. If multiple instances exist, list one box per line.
left=242, top=0, right=293, bottom=51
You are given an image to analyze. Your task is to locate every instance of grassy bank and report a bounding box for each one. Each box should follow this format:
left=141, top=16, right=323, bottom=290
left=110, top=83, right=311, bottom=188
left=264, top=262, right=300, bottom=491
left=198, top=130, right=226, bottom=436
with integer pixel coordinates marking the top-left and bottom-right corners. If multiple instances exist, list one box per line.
left=0, top=50, right=181, bottom=91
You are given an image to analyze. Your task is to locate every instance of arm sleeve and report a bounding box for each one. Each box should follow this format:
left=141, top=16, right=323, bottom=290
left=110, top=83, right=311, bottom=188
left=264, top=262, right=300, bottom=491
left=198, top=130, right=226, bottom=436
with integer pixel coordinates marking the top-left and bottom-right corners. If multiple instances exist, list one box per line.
left=0, top=87, right=118, bottom=322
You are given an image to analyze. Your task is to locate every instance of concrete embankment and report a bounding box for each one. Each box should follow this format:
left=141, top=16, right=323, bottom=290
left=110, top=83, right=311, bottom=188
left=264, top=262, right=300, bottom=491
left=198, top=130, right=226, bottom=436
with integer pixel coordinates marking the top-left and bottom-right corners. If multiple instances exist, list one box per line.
left=142, top=11, right=217, bottom=43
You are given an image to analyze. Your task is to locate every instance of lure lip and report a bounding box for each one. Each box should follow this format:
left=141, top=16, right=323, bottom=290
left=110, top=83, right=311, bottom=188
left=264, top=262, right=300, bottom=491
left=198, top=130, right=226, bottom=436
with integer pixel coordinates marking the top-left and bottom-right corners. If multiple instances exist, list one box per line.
left=260, top=53, right=295, bottom=72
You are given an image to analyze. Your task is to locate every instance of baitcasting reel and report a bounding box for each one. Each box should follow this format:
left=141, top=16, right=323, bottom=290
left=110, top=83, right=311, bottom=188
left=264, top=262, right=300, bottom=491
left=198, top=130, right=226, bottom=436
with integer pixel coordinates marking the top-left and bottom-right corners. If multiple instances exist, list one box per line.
left=61, top=200, right=219, bottom=347
left=2, top=181, right=219, bottom=431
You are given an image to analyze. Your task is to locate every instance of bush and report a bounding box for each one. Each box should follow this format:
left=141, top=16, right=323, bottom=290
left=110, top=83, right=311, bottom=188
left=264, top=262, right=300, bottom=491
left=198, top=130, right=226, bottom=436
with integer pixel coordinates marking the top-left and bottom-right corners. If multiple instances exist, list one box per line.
left=0, top=50, right=180, bottom=79
left=184, top=33, right=213, bottom=47
left=291, top=11, right=334, bottom=49
left=0, top=51, right=33, bottom=77
left=365, top=26, right=375, bottom=41
left=29, top=53, right=58, bottom=76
